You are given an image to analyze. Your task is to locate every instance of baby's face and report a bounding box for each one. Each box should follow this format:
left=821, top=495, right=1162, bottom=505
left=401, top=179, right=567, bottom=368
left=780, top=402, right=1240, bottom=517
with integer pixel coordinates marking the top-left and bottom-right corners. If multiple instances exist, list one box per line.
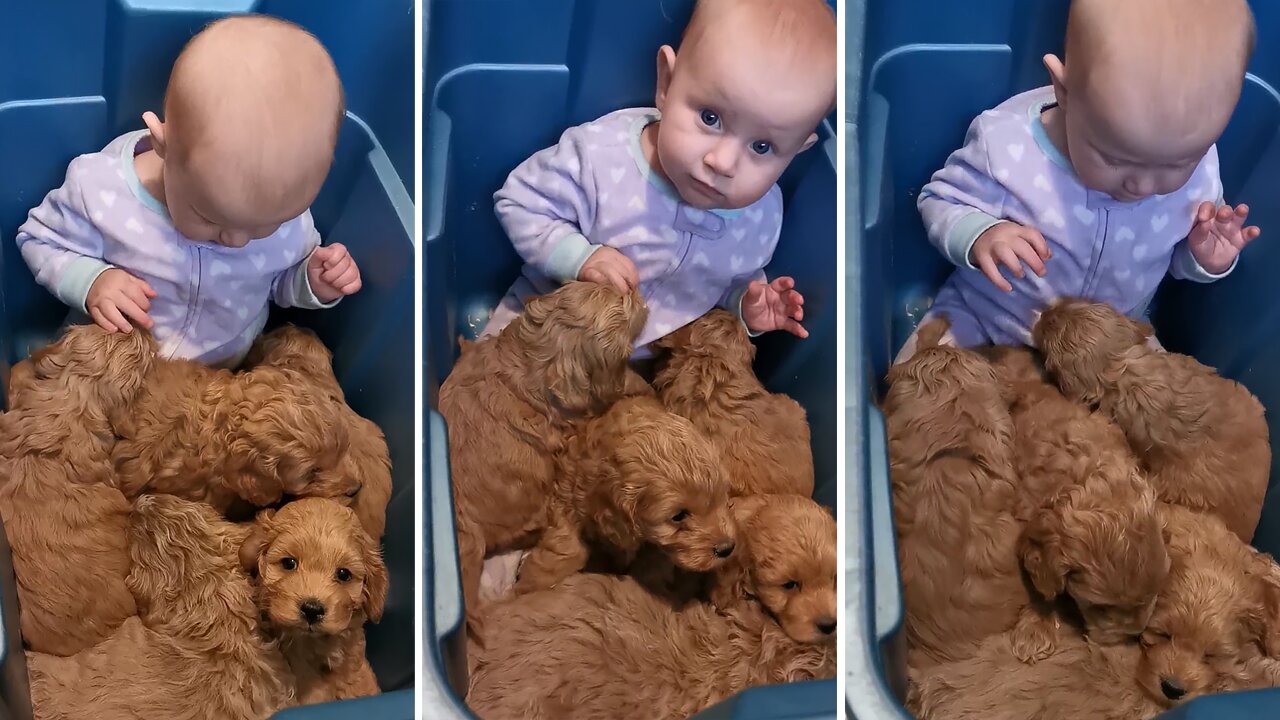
left=161, top=144, right=314, bottom=248
left=1063, top=86, right=1226, bottom=203
left=656, top=42, right=825, bottom=210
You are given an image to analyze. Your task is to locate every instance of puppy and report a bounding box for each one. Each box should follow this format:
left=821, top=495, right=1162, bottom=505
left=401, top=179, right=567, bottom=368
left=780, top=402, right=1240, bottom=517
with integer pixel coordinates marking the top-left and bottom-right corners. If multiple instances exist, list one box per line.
left=467, top=494, right=835, bottom=720
left=884, top=319, right=1027, bottom=668
left=28, top=494, right=293, bottom=720
left=240, top=497, right=388, bottom=705
left=1034, top=299, right=1270, bottom=542
left=1136, top=503, right=1280, bottom=706
left=112, top=349, right=351, bottom=515
left=987, top=346, right=1169, bottom=652
left=439, top=282, right=647, bottom=626
left=244, top=325, right=394, bottom=539
left=652, top=310, right=813, bottom=497
left=0, top=325, right=152, bottom=656
left=514, top=395, right=738, bottom=594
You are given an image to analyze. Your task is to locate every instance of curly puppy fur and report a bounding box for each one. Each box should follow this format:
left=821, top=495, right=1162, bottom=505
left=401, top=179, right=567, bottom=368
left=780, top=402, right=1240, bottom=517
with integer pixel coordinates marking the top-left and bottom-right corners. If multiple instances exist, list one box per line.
left=652, top=310, right=813, bottom=497
left=515, top=395, right=737, bottom=593
left=244, top=326, right=394, bottom=539
left=28, top=494, right=293, bottom=720
left=467, top=494, right=835, bottom=720
left=241, top=498, right=388, bottom=704
left=1137, top=503, right=1280, bottom=706
left=439, top=283, right=647, bottom=628
left=987, top=346, right=1169, bottom=647
left=0, top=325, right=153, bottom=655
left=1034, top=299, right=1270, bottom=542
left=884, top=320, right=1027, bottom=669
left=112, top=341, right=351, bottom=514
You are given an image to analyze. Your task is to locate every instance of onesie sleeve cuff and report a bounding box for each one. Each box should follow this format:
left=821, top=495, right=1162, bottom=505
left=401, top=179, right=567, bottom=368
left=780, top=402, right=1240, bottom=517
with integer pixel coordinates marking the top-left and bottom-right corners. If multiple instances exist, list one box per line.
left=57, top=256, right=114, bottom=313
left=284, top=257, right=341, bottom=310
left=946, top=212, right=1007, bottom=269
left=543, top=232, right=600, bottom=283
left=1172, top=242, right=1237, bottom=283
left=725, top=284, right=764, bottom=338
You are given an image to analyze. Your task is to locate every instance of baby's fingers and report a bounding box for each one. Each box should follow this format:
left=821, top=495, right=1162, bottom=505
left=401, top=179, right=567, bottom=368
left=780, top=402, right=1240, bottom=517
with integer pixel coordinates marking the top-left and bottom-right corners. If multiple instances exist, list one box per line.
left=604, top=267, right=632, bottom=294
left=1020, top=228, right=1052, bottom=260
left=88, top=306, right=121, bottom=333
left=996, top=246, right=1026, bottom=279
left=782, top=318, right=810, bottom=339
left=977, top=254, right=1013, bottom=293
left=101, top=303, right=134, bottom=334
left=117, top=296, right=153, bottom=330
left=1012, top=241, right=1047, bottom=277
left=1196, top=201, right=1217, bottom=224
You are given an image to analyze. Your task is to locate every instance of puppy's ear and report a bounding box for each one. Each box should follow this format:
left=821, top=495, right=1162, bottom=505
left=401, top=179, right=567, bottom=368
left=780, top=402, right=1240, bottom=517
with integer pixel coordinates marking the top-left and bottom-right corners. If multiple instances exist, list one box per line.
left=729, top=494, right=771, bottom=527
left=1246, top=555, right=1280, bottom=658
left=915, top=316, right=952, bottom=350
left=362, top=540, right=390, bottom=623
left=239, top=509, right=277, bottom=573
left=1019, top=504, right=1070, bottom=599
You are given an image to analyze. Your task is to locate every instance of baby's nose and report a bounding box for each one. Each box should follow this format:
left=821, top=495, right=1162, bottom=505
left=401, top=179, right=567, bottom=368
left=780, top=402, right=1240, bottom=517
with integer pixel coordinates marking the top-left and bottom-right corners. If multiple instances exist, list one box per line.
left=300, top=599, right=326, bottom=624
left=705, top=142, right=739, bottom=178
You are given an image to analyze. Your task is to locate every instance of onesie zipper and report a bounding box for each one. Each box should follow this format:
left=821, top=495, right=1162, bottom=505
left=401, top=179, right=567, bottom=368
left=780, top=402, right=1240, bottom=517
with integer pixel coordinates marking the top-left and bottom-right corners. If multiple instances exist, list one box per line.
left=1081, top=208, right=1110, bottom=296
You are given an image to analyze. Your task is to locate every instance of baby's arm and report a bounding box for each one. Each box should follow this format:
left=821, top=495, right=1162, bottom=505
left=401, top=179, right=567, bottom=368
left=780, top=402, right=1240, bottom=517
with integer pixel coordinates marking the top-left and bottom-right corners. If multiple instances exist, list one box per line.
left=493, top=127, right=603, bottom=284
left=1172, top=158, right=1260, bottom=281
left=272, top=212, right=342, bottom=310
left=16, top=160, right=113, bottom=313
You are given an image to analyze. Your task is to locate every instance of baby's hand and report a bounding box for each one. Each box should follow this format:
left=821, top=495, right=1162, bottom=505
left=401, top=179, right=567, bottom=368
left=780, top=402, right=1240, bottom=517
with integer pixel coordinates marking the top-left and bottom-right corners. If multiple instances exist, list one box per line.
left=742, top=277, right=808, bottom=339
left=1188, top=202, right=1261, bottom=275
left=86, top=268, right=156, bottom=333
left=308, top=244, right=362, bottom=303
left=969, top=222, right=1052, bottom=293
left=578, top=246, right=639, bottom=294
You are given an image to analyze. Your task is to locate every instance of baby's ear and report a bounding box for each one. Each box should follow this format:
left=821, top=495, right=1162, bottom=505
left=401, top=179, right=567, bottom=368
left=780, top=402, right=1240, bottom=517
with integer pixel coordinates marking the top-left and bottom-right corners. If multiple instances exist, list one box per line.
left=238, top=509, right=277, bottom=573
left=655, top=45, right=677, bottom=110
left=799, top=132, right=819, bottom=153
left=362, top=540, right=390, bottom=623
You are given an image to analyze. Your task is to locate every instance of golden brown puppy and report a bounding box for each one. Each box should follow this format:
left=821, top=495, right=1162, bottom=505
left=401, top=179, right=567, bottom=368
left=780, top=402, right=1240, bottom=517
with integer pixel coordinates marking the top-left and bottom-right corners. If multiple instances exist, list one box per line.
left=468, top=495, right=835, bottom=720
left=515, top=395, right=738, bottom=593
left=439, top=282, right=647, bottom=628
left=1137, top=503, right=1280, bottom=706
left=1034, top=299, right=1270, bottom=542
left=244, top=325, right=394, bottom=539
left=987, top=346, right=1170, bottom=654
left=652, top=310, right=813, bottom=497
left=0, top=325, right=153, bottom=656
left=884, top=319, right=1027, bottom=669
left=112, top=358, right=350, bottom=514
left=28, top=494, right=293, bottom=720
left=240, top=498, right=388, bottom=705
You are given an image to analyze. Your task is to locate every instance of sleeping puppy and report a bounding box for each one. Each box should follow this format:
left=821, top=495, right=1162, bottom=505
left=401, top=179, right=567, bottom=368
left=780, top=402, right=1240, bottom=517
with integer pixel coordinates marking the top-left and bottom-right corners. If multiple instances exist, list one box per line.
left=985, top=346, right=1170, bottom=657
left=0, top=325, right=152, bottom=656
left=438, top=282, right=647, bottom=631
left=514, top=395, right=738, bottom=594
left=240, top=498, right=389, bottom=704
left=884, top=319, right=1028, bottom=670
left=652, top=310, right=813, bottom=497
left=1034, top=299, right=1270, bottom=542
left=467, top=494, right=835, bottom=720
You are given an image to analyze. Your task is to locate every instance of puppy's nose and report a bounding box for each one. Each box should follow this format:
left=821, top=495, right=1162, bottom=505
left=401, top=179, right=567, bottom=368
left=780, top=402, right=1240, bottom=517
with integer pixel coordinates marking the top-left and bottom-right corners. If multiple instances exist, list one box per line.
left=300, top=600, right=326, bottom=624
left=1160, top=677, right=1186, bottom=700
left=816, top=618, right=837, bottom=635
left=713, top=541, right=736, bottom=559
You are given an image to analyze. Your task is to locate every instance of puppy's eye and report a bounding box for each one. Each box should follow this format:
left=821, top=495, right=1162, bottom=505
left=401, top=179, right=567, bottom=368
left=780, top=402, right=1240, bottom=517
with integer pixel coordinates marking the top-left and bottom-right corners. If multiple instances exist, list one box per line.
left=335, top=568, right=352, bottom=582
left=346, top=486, right=361, bottom=498
left=280, top=557, right=297, bottom=571
left=671, top=509, right=689, bottom=523
left=783, top=580, right=799, bottom=591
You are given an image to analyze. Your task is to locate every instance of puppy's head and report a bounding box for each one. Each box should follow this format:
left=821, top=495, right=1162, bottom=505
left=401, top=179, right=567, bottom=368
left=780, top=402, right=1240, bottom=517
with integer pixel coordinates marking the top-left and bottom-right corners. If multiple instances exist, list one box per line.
left=610, top=402, right=737, bottom=572
left=653, top=309, right=755, bottom=368
left=1020, top=471, right=1169, bottom=644
left=1138, top=553, right=1280, bottom=706
left=300, top=408, right=393, bottom=539
left=245, top=325, right=342, bottom=400
left=239, top=498, right=389, bottom=635
left=711, top=494, right=837, bottom=644
left=222, top=368, right=350, bottom=506
left=20, top=323, right=156, bottom=413
left=1033, top=299, right=1151, bottom=404
left=511, top=282, right=648, bottom=415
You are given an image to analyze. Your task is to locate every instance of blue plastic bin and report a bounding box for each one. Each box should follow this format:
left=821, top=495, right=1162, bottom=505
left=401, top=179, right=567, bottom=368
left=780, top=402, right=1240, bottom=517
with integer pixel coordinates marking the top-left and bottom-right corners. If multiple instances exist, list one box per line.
left=846, top=0, right=1280, bottom=717
left=0, top=3, right=415, bottom=718
left=424, top=0, right=838, bottom=717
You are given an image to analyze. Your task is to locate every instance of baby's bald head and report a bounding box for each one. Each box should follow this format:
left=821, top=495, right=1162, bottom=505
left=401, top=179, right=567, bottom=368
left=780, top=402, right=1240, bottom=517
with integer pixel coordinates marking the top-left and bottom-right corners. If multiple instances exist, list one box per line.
left=153, top=15, right=343, bottom=241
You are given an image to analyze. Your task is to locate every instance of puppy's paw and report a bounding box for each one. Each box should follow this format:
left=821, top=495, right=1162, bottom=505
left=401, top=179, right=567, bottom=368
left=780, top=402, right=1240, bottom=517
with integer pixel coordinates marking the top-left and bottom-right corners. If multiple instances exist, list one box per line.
left=1009, top=610, right=1060, bottom=664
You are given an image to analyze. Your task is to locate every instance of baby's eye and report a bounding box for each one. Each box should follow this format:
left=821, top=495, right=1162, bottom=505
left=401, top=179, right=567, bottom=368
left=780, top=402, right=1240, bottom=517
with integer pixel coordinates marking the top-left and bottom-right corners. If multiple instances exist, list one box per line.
left=751, top=141, right=772, bottom=155
left=335, top=568, right=352, bottom=582
left=782, top=580, right=799, bottom=591
left=671, top=509, right=690, bottom=523
left=280, top=557, right=297, bottom=571
left=699, top=109, right=721, bottom=128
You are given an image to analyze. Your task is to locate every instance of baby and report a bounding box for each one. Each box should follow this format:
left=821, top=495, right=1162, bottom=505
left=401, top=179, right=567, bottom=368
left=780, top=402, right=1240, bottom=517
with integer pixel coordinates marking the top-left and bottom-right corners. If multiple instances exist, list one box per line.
left=474, top=0, right=835, bottom=600
left=481, top=0, right=836, bottom=350
left=16, top=15, right=361, bottom=368
left=904, top=0, right=1259, bottom=361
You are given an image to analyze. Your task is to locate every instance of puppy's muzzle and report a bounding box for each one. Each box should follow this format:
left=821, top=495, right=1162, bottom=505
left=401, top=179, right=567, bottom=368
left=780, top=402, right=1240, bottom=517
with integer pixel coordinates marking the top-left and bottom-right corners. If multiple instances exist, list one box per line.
left=713, top=541, right=736, bottom=559
left=300, top=599, right=327, bottom=624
